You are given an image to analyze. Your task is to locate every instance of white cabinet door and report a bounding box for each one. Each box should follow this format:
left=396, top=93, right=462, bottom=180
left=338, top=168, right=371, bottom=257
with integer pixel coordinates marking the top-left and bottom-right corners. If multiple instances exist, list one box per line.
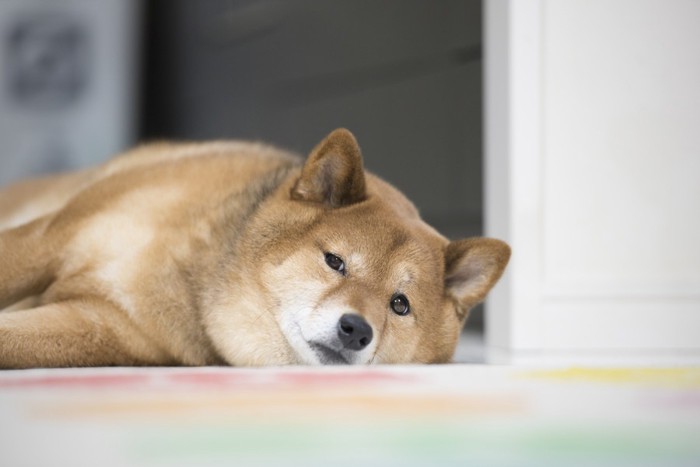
left=485, top=0, right=700, bottom=363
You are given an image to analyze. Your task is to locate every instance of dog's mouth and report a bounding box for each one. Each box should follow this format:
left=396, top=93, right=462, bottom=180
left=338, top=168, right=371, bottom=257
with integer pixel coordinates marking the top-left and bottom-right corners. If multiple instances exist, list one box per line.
left=309, top=343, right=349, bottom=365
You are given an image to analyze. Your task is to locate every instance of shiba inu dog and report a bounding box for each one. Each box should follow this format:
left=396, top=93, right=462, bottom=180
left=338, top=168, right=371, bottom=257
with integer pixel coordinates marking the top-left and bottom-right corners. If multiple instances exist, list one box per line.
left=0, top=129, right=509, bottom=368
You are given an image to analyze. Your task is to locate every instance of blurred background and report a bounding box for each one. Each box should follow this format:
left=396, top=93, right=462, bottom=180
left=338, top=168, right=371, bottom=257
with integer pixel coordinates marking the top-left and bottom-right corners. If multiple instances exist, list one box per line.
left=0, top=0, right=139, bottom=185
left=141, top=0, right=483, bottom=242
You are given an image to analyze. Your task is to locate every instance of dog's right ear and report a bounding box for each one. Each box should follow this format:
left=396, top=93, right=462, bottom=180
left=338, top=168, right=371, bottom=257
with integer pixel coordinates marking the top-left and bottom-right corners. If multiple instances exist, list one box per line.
left=291, top=128, right=367, bottom=207
left=445, top=238, right=511, bottom=320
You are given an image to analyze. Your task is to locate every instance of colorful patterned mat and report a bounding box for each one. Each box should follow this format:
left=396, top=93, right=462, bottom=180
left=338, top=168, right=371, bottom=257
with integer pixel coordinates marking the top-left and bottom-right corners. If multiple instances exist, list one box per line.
left=1, top=365, right=699, bottom=466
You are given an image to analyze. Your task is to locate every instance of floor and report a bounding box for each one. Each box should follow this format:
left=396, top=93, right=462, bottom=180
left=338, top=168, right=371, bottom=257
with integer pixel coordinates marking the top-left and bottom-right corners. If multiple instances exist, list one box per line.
left=1, top=360, right=698, bottom=466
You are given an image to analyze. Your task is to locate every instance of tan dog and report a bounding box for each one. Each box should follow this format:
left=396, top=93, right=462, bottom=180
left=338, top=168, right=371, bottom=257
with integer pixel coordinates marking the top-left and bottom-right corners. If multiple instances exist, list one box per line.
left=0, top=129, right=509, bottom=368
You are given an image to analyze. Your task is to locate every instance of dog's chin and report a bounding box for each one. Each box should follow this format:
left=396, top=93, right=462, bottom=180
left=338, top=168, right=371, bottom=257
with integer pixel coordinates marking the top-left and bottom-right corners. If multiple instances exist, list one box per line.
left=308, top=342, right=351, bottom=365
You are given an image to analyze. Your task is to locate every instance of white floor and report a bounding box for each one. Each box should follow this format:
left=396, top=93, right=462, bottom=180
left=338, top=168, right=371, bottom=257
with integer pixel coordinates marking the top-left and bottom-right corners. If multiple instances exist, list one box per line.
left=1, top=364, right=698, bottom=466
left=457, top=330, right=700, bottom=366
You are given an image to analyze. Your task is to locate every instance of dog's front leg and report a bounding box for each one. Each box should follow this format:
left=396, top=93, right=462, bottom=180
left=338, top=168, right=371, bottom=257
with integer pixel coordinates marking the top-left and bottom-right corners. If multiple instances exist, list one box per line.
left=0, top=299, right=165, bottom=368
left=0, top=217, right=56, bottom=309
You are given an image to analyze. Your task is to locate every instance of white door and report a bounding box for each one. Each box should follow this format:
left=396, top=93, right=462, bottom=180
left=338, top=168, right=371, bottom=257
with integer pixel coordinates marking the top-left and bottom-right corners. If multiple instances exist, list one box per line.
left=484, top=0, right=700, bottom=364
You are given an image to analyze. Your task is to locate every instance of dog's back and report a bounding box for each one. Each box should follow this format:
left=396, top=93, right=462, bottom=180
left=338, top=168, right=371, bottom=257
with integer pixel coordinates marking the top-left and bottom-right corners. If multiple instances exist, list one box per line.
left=0, top=141, right=299, bottom=231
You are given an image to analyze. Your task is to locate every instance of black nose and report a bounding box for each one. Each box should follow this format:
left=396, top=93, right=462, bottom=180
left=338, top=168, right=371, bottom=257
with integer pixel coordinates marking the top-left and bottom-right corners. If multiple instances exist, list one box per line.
left=338, top=313, right=373, bottom=351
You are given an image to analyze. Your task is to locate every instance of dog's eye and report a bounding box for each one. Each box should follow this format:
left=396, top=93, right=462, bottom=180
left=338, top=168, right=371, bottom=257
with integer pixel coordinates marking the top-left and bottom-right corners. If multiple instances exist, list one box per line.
left=390, top=294, right=410, bottom=316
left=324, top=253, right=345, bottom=274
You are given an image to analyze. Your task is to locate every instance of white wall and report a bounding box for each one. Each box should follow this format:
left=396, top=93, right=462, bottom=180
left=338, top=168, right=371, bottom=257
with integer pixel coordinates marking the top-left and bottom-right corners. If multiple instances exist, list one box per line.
left=485, top=0, right=700, bottom=363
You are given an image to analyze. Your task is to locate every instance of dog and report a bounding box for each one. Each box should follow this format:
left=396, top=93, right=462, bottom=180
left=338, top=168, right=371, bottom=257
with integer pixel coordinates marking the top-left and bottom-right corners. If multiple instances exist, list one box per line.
left=0, top=129, right=510, bottom=368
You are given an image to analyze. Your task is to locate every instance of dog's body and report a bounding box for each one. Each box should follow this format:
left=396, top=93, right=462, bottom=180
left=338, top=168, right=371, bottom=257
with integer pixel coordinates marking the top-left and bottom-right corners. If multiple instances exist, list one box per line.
left=0, top=129, right=509, bottom=368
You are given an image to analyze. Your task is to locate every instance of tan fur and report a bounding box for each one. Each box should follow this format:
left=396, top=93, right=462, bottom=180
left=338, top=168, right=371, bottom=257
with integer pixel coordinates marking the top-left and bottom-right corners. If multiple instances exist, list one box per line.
left=0, top=129, right=510, bottom=368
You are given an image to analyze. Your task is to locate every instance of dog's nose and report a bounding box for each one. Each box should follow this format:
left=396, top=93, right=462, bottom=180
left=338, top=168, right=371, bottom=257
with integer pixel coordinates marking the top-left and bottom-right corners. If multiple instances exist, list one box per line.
left=337, top=313, right=373, bottom=351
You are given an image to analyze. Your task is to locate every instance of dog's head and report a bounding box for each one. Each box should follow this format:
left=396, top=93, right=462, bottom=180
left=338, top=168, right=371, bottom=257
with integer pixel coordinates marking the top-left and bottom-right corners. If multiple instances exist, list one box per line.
left=213, top=129, right=510, bottom=365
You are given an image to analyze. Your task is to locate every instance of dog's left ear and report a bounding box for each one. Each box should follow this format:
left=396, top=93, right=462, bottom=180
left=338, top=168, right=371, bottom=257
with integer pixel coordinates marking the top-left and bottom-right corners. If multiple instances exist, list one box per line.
left=445, top=238, right=511, bottom=319
left=291, top=128, right=367, bottom=207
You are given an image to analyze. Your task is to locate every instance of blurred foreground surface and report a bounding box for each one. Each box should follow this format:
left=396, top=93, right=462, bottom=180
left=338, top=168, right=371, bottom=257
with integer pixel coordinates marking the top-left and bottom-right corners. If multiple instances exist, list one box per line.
left=1, top=364, right=699, bottom=466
